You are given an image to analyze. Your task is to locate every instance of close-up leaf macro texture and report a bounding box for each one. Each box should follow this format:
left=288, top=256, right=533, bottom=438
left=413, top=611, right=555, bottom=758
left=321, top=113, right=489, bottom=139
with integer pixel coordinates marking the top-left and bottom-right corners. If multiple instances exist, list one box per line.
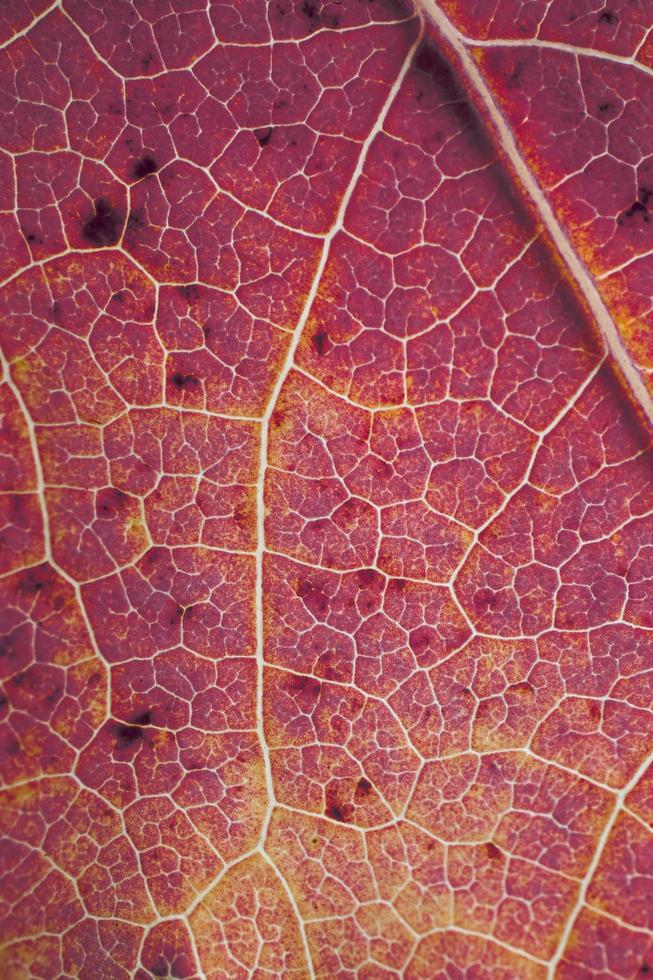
left=0, top=0, right=652, bottom=976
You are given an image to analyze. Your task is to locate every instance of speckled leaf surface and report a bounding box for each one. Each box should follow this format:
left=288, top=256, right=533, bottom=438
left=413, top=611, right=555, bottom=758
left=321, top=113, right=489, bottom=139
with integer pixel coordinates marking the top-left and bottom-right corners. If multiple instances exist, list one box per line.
left=0, top=1, right=652, bottom=977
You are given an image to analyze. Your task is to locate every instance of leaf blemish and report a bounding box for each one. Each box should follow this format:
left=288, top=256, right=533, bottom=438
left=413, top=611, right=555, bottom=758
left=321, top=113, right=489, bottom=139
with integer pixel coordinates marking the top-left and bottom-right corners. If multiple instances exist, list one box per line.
left=133, top=155, right=158, bottom=179
left=170, top=372, right=200, bottom=389
left=115, top=710, right=151, bottom=749
left=82, top=198, right=123, bottom=247
left=254, top=127, right=273, bottom=147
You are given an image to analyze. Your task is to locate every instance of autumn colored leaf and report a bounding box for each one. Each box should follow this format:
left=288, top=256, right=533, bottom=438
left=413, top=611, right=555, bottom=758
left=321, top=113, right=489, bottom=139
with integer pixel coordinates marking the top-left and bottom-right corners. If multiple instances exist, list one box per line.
left=0, top=0, right=652, bottom=977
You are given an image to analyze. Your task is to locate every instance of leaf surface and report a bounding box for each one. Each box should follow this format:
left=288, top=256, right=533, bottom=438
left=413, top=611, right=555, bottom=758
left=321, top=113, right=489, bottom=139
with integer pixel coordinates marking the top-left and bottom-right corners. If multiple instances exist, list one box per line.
left=0, top=1, right=652, bottom=977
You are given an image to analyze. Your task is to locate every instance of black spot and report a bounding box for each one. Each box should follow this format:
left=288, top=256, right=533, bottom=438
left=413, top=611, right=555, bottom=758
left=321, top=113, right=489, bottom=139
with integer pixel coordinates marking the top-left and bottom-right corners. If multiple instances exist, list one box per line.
left=133, top=155, right=157, bottom=180
left=301, top=0, right=319, bottom=21
left=178, top=283, right=200, bottom=303
left=82, top=198, right=123, bottom=247
left=326, top=803, right=346, bottom=821
left=128, top=710, right=150, bottom=726
left=287, top=673, right=321, bottom=699
left=115, top=710, right=151, bottom=749
left=170, top=371, right=199, bottom=389
left=640, top=966, right=650, bottom=976
left=356, top=777, right=372, bottom=797
left=598, top=9, right=617, bottom=24
left=17, top=566, right=48, bottom=595
left=254, top=127, right=273, bottom=147
left=168, top=605, right=184, bottom=625
left=312, top=331, right=329, bottom=355
left=597, top=102, right=611, bottom=113
left=618, top=194, right=651, bottom=226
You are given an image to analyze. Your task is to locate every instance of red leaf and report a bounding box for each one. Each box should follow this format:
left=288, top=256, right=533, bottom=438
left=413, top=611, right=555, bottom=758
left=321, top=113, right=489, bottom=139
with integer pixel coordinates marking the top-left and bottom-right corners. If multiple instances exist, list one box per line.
left=1, top=1, right=652, bottom=976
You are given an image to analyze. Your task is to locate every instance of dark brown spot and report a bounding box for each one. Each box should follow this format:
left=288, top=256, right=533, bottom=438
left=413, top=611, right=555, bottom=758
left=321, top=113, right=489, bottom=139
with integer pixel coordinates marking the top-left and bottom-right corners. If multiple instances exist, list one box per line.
left=315, top=651, right=341, bottom=681
left=254, top=127, right=273, bottom=147
left=17, top=565, right=51, bottom=594
left=312, top=331, right=329, bottom=355
left=115, top=710, right=151, bottom=749
left=326, top=803, right=345, bottom=821
left=620, top=200, right=648, bottom=223
left=286, top=673, right=321, bottom=700
left=301, top=0, right=318, bottom=21
left=178, top=283, right=200, bottom=303
left=133, top=155, right=157, bottom=179
left=355, top=777, right=372, bottom=800
left=598, top=9, right=617, bottom=24
left=170, top=372, right=199, bottom=390
left=82, top=198, right=123, bottom=247
left=168, top=605, right=184, bottom=625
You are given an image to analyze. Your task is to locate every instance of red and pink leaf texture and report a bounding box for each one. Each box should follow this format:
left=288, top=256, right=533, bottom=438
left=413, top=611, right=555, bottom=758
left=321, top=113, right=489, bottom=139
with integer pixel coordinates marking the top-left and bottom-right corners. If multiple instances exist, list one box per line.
left=0, top=0, right=652, bottom=977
